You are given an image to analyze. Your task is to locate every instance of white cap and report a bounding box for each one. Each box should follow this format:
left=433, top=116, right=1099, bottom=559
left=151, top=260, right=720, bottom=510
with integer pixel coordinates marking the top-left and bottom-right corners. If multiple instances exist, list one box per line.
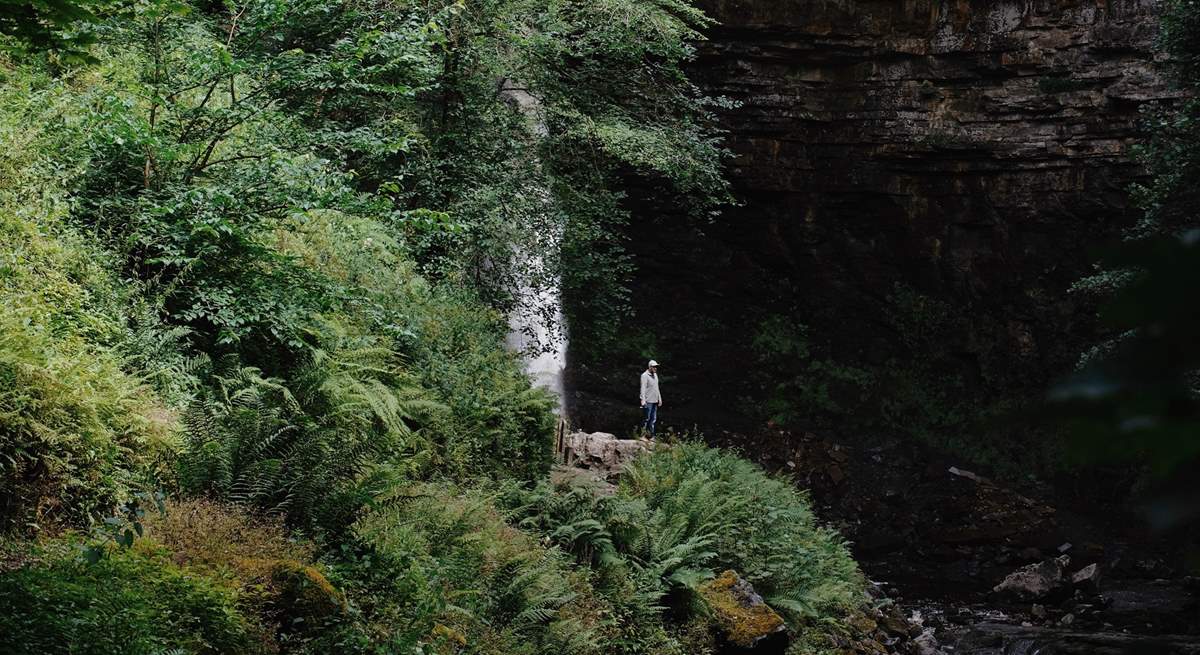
left=648, top=359, right=658, bottom=367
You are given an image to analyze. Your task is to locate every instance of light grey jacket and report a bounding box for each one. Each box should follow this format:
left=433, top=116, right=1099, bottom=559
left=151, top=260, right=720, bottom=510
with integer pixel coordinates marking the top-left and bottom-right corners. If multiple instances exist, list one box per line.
left=640, top=370, right=662, bottom=405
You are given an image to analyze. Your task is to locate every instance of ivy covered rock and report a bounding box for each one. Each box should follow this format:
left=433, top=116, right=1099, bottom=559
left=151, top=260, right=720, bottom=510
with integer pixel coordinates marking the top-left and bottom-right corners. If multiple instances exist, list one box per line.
left=698, top=570, right=787, bottom=651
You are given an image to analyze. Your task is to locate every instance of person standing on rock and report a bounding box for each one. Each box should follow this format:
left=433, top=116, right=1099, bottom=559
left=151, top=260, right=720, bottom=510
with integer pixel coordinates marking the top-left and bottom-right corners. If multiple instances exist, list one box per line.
left=640, top=360, right=662, bottom=439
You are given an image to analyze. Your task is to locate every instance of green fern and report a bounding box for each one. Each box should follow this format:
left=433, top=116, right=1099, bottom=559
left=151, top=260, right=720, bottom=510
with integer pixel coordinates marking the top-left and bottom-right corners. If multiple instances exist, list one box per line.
left=498, top=442, right=865, bottom=638
left=179, top=327, right=443, bottom=530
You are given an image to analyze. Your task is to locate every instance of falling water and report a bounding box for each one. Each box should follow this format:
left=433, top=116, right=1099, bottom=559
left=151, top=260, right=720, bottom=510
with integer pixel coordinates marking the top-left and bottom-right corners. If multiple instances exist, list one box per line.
left=499, top=80, right=568, bottom=412
left=505, top=258, right=568, bottom=411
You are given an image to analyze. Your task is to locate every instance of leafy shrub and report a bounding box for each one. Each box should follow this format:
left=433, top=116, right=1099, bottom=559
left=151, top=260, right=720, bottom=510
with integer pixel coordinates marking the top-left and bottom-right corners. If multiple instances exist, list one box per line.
left=0, top=543, right=256, bottom=655
left=268, top=558, right=350, bottom=644
left=141, top=499, right=357, bottom=649
left=0, top=55, right=186, bottom=533
left=0, top=0, right=107, bottom=58
left=620, top=444, right=862, bottom=621
left=178, top=336, right=437, bottom=533
left=330, top=482, right=685, bottom=655
left=504, top=443, right=863, bottom=629
left=0, top=290, right=178, bottom=533
left=177, top=212, right=551, bottom=524
left=276, top=211, right=558, bottom=481
left=404, top=288, right=558, bottom=480
left=503, top=478, right=720, bottom=605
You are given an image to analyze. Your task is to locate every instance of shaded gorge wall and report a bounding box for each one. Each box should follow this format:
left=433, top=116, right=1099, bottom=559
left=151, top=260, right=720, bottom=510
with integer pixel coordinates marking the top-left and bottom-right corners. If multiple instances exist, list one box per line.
left=566, top=0, right=1175, bottom=456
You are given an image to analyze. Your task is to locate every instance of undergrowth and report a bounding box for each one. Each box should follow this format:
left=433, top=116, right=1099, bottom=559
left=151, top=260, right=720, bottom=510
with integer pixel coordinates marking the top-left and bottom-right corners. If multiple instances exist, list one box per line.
left=0, top=0, right=866, bottom=653
left=501, top=443, right=863, bottom=632
left=0, top=541, right=255, bottom=655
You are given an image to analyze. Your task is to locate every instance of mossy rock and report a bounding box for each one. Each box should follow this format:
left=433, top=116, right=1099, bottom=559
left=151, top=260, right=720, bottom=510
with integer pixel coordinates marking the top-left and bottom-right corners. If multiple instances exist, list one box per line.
left=698, top=570, right=787, bottom=650
left=845, top=611, right=877, bottom=635
left=268, top=560, right=347, bottom=632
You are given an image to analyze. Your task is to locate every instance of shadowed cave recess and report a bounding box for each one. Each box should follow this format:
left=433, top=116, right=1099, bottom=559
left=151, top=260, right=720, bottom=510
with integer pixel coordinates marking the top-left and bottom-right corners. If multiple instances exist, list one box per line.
left=567, top=0, right=1172, bottom=450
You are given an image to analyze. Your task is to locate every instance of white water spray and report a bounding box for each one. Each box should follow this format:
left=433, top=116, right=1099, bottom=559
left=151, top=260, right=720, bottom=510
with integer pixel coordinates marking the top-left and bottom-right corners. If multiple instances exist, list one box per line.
left=506, top=259, right=568, bottom=410
left=499, top=80, right=568, bottom=412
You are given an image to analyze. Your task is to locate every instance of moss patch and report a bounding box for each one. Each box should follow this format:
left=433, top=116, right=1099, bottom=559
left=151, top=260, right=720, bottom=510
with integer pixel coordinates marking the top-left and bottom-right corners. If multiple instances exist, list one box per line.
left=698, top=570, right=786, bottom=648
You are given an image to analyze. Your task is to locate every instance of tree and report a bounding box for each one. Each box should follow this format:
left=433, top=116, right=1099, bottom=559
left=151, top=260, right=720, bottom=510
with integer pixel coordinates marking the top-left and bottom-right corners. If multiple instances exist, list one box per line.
left=0, top=0, right=108, bottom=58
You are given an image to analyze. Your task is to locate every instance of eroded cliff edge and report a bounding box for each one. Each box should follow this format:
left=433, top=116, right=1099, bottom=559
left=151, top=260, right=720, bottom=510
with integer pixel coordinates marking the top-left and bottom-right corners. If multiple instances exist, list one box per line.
left=568, top=1, right=1177, bottom=447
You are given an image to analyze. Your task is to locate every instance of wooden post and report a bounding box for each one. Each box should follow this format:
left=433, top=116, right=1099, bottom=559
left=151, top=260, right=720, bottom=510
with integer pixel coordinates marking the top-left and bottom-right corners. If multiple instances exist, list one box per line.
left=555, top=417, right=567, bottom=463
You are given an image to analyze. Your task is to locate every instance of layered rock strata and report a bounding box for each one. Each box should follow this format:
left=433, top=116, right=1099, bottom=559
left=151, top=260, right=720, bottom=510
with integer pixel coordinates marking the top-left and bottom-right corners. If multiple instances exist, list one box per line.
left=569, top=0, right=1177, bottom=434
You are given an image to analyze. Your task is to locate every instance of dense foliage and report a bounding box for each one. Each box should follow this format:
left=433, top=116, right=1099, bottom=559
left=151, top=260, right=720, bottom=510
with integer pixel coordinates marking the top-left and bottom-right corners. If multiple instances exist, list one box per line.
left=0, top=1, right=864, bottom=654
left=502, top=444, right=861, bottom=625
left=0, top=65, right=179, bottom=531
left=0, top=542, right=254, bottom=655
left=0, top=0, right=107, bottom=57
left=337, top=445, right=861, bottom=655
left=341, top=484, right=678, bottom=655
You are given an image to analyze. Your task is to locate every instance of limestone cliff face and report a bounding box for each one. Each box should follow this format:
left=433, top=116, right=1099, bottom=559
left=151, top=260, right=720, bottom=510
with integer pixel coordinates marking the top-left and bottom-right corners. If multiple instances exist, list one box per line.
left=568, top=1, right=1175, bottom=438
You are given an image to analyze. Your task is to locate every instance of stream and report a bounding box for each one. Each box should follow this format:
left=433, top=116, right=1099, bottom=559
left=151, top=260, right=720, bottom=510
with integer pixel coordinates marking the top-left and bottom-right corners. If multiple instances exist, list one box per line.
left=856, top=501, right=1200, bottom=654
left=901, top=592, right=1200, bottom=654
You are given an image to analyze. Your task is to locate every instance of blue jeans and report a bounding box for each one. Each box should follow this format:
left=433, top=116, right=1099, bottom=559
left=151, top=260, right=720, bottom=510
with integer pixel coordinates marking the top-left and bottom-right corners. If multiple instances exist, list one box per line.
left=642, top=402, right=658, bottom=437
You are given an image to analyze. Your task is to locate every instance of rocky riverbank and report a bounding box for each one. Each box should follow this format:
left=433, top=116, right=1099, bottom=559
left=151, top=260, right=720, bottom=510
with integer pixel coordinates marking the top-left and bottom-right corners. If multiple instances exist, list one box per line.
left=554, top=426, right=1198, bottom=654
left=706, top=426, right=1199, bottom=654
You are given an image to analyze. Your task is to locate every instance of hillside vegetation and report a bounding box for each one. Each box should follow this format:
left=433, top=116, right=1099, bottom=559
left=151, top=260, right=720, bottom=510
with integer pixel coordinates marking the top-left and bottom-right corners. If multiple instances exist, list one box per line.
left=0, top=1, right=864, bottom=654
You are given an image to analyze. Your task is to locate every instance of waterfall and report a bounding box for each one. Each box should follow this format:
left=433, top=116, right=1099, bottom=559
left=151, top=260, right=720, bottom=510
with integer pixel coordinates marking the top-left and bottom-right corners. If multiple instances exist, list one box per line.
left=498, top=80, right=568, bottom=413
left=505, top=256, right=568, bottom=411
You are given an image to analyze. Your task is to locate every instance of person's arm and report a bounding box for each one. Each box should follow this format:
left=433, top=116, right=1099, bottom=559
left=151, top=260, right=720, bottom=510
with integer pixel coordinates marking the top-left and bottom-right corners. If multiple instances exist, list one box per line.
left=640, top=373, right=647, bottom=406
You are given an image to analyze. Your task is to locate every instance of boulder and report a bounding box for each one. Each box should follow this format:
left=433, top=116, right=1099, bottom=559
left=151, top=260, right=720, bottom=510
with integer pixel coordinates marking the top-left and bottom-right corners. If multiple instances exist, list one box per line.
left=698, top=570, right=788, bottom=650
left=912, top=630, right=941, bottom=655
left=1071, top=563, right=1102, bottom=595
left=880, top=609, right=914, bottom=637
left=562, top=431, right=650, bottom=479
left=993, top=555, right=1071, bottom=601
